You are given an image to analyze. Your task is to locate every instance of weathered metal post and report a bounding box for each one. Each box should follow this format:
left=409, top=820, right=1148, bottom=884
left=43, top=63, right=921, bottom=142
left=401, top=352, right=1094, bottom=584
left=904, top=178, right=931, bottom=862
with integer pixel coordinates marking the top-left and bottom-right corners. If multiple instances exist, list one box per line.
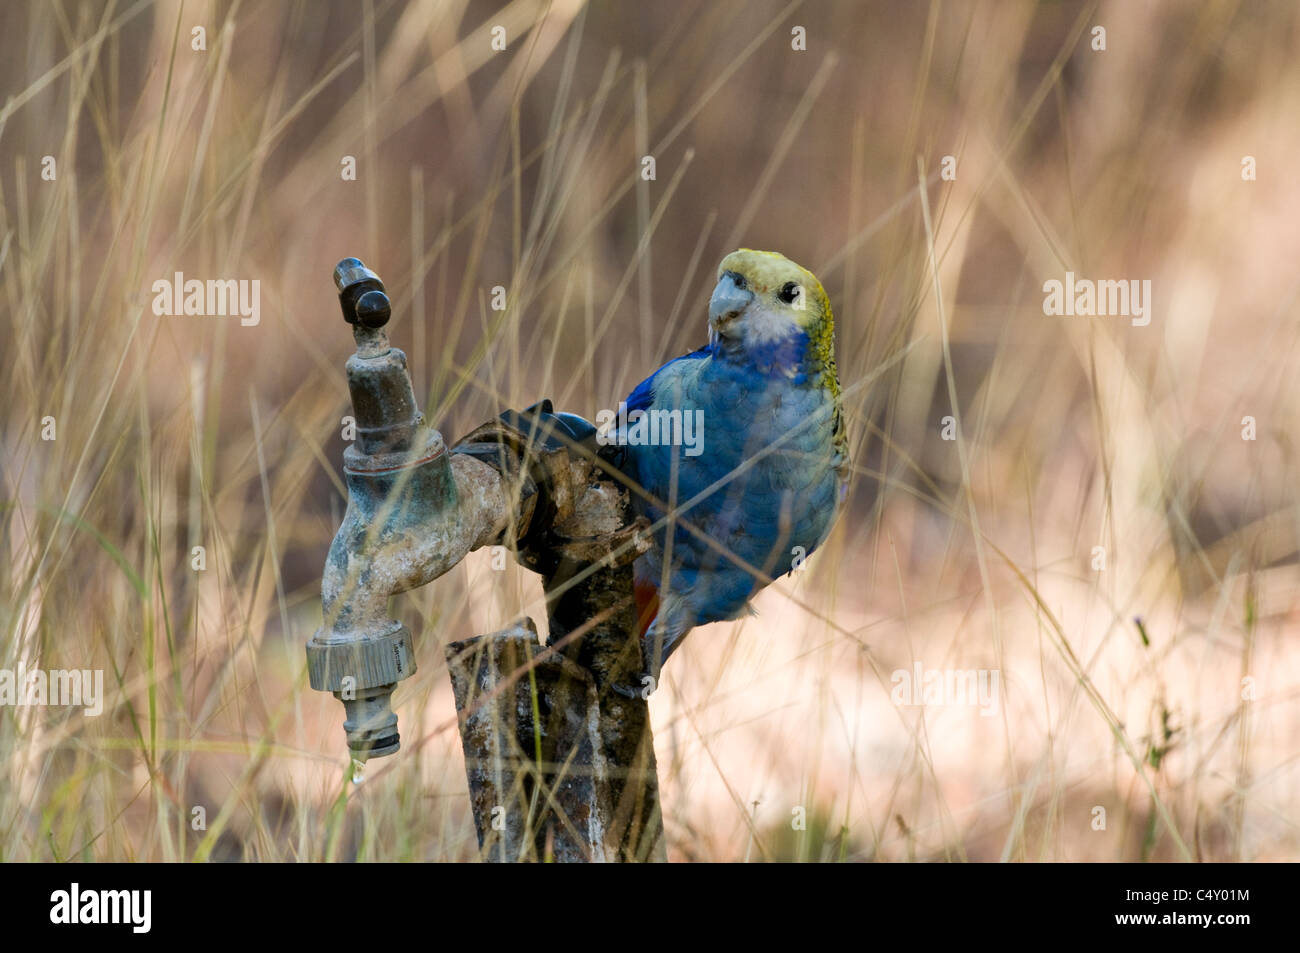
left=447, top=405, right=665, bottom=862
left=308, top=258, right=664, bottom=861
left=525, top=462, right=665, bottom=863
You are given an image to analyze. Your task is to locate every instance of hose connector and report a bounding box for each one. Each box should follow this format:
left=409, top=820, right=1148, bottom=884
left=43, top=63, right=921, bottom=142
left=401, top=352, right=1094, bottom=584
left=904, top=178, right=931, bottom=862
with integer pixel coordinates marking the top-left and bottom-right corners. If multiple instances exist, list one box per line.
left=306, top=620, right=413, bottom=759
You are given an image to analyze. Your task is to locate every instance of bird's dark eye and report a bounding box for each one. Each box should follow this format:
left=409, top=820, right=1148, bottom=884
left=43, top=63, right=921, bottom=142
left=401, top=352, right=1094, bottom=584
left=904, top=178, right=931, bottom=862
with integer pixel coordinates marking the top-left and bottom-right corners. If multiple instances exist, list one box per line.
left=778, top=281, right=800, bottom=304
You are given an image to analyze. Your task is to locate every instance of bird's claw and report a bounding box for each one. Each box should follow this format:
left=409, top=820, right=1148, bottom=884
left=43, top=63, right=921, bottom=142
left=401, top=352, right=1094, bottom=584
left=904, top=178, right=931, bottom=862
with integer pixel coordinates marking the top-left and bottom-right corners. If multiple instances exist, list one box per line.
left=610, top=681, right=641, bottom=700
left=609, top=670, right=658, bottom=700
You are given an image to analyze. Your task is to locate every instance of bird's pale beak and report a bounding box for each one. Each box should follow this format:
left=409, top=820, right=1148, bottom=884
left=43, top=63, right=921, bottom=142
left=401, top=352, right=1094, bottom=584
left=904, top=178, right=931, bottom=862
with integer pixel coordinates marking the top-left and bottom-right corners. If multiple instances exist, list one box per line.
left=709, top=272, right=753, bottom=331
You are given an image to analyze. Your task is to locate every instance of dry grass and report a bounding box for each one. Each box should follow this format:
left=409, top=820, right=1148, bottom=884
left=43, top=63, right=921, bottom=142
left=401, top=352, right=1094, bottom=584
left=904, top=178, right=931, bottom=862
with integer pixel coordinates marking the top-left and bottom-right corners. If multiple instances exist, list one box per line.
left=1, top=0, right=1298, bottom=862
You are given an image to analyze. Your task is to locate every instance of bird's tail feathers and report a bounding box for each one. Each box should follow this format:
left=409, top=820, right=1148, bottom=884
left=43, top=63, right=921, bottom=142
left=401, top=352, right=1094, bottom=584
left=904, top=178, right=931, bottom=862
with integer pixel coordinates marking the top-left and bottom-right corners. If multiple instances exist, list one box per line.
left=634, top=577, right=660, bottom=639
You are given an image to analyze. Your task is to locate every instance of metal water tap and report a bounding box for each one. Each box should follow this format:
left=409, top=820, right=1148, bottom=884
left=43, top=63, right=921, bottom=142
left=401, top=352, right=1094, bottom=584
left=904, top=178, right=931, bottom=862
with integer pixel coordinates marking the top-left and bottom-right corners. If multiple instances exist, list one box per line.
left=306, top=258, right=509, bottom=761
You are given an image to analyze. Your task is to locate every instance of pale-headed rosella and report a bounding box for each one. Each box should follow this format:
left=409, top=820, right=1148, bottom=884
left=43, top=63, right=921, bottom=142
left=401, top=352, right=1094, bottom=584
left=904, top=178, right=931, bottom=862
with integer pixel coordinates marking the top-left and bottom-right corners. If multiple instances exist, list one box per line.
left=609, top=248, right=849, bottom=691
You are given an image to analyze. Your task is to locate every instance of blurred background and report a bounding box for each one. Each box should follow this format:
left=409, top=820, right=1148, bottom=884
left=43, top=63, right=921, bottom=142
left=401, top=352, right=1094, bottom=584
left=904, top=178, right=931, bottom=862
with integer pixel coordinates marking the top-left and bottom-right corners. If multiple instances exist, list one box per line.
left=2, top=0, right=1298, bottom=861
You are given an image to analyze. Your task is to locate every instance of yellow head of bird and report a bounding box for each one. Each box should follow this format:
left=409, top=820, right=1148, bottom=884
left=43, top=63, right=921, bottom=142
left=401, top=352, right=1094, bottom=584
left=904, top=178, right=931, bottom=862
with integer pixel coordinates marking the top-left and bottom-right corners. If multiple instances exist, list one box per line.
left=708, top=248, right=835, bottom=362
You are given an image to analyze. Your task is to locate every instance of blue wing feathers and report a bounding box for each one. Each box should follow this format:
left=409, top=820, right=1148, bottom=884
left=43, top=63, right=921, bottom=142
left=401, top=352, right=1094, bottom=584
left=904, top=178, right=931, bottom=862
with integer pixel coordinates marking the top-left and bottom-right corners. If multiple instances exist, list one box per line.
left=624, top=344, right=714, bottom=414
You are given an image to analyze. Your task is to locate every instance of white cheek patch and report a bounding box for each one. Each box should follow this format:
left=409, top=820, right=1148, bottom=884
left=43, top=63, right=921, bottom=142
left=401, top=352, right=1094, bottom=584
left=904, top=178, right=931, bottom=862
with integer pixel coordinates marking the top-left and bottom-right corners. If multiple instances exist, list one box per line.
left=740, top=303, right=801, bottom=345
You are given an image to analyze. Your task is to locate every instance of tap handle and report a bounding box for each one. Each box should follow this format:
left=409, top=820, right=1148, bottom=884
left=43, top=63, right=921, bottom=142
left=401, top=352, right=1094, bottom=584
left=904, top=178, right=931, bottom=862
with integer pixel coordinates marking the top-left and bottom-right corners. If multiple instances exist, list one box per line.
left=334, top=257, right=391, bottom=329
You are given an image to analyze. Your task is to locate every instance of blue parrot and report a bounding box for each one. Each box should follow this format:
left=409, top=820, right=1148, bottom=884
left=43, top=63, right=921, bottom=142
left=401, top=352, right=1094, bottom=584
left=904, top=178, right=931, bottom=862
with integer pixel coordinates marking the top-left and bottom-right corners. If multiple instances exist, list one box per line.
left=610, top=248, right=849, bottom=689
